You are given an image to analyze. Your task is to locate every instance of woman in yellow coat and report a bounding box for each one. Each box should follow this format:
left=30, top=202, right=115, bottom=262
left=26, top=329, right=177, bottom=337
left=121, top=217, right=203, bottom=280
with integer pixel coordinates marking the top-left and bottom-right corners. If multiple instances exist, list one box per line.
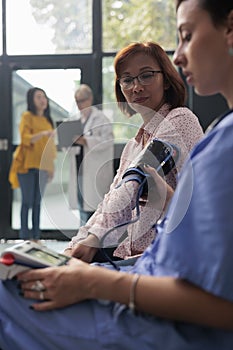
left=9, top=87, right=56, bottom=241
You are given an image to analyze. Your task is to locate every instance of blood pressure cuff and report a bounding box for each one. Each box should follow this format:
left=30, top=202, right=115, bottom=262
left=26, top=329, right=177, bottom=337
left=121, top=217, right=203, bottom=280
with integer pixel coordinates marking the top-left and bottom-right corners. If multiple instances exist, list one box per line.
left=121, top=138, right=179, bottom=196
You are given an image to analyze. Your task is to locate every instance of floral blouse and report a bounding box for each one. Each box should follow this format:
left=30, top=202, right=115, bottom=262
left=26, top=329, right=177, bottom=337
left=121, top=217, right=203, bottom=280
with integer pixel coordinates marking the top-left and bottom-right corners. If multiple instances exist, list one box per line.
left=68, top=104, right=204, bottom=258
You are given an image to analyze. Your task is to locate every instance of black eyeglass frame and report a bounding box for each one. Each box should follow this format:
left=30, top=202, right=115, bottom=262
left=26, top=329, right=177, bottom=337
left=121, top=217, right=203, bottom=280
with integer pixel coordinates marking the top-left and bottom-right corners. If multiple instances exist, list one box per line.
left=118, top=70, right=163, bottom=90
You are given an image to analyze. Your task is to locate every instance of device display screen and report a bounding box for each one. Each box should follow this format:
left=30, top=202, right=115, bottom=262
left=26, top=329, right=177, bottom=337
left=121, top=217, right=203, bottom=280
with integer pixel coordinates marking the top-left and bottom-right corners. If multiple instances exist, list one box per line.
left=27, top=248, right=67, bottom=266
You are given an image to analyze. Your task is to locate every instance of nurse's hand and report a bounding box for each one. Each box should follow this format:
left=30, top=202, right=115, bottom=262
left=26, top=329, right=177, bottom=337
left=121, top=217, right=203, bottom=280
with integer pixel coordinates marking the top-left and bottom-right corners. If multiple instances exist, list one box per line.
left=17, top=258, right=94, bottom=311
left=143, top=165, right=174, bottom=211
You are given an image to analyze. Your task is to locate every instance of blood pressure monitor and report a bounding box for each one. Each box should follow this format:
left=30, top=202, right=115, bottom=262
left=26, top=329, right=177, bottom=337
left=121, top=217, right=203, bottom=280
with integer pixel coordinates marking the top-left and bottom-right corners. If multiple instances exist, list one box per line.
left=0, top=241, right=70, bottom=279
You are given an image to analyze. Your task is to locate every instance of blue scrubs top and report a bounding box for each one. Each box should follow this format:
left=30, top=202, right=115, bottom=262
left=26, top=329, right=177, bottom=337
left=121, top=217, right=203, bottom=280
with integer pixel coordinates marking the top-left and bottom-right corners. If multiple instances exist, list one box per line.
left=0, top=111, right=233, bottom=349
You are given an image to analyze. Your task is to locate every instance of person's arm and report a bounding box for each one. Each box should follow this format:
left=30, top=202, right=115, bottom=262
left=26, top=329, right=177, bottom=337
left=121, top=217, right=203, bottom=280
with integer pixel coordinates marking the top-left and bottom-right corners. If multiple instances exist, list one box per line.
left=30, top=130, right=55, bottom=144
left=143, top=164, right=174, bottom=212
left=63, top=144, right=131, bottom=260
left=64, top=233, right=99, bottom=260
left=20, top=114, right=55, bottom=145
left=93, top=269, right=233, bottom=330
left=73, top=135, right=87, bottom=146
left=133, top=275, right=233, bottom=330
left=18, top=262, right=233, bottom=330
left=65, top=159, right=174, bottom=262
left=64, top=180, right=140, bottom=261
left=66, top=165, right=174, bottom=262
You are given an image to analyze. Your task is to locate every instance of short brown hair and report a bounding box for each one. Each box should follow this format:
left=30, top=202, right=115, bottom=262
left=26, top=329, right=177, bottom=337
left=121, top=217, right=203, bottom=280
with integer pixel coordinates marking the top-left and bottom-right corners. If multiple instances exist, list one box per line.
left=175, top=0, right=232, bottom=27
left=114, top=42, right=187, bottom=117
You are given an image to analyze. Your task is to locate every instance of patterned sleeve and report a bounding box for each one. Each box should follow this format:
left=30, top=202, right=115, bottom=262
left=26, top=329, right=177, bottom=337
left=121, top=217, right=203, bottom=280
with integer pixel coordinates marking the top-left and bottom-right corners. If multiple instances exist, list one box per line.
left=69, top=140, right=140, bottom=247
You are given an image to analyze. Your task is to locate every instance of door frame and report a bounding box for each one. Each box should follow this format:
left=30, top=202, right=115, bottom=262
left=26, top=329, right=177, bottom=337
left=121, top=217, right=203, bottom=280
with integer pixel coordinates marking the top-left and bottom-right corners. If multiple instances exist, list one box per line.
left=0, top=54, right=102, bottom=239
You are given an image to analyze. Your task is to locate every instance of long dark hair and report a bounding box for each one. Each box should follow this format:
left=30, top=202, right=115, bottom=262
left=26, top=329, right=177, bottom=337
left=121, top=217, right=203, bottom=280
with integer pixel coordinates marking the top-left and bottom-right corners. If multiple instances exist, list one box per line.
left=175, top=0, right=233, bottom=27
left=114, top=41, right=187, bottom=117
left=27, top=87, right=54, bottom=127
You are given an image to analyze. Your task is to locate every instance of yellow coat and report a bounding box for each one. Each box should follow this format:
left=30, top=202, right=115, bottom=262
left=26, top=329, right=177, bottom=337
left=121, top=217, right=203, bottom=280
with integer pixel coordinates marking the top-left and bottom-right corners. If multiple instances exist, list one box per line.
left=9, top=111, right=57, bottom=189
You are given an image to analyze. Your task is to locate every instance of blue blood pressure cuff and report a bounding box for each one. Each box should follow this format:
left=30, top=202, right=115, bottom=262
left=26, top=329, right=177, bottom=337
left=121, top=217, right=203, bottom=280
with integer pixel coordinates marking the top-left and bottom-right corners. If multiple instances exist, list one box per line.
left=121, top=138, right=179, bottom=196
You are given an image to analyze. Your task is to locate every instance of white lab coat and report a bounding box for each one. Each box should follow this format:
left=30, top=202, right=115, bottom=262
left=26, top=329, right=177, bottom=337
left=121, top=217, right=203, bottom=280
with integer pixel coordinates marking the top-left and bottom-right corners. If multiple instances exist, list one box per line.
left=68, top=106, right=114, bottom=212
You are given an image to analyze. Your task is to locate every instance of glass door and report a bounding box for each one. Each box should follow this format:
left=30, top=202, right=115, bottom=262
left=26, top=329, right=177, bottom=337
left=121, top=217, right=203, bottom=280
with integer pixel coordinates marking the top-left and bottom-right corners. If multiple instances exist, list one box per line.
left=11, top=68, right=83, bottom=239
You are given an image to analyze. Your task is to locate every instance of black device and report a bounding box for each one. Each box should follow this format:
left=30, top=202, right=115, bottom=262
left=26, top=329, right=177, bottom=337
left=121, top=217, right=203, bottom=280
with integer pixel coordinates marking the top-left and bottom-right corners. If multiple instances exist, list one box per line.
left=121, top=138, right=180, bottom=196
left=97, top=139, right=180, bottom=269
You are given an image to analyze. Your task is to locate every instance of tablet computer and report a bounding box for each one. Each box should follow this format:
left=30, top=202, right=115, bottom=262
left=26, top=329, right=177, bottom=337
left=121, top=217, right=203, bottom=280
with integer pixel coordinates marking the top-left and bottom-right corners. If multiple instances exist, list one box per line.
left=56, top=119, right=83, bottom=148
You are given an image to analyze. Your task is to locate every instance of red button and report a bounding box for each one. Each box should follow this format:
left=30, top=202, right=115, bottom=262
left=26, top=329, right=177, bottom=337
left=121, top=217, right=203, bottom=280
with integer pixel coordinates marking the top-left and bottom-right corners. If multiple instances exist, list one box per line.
left=0, top=253, right=15, bottom=266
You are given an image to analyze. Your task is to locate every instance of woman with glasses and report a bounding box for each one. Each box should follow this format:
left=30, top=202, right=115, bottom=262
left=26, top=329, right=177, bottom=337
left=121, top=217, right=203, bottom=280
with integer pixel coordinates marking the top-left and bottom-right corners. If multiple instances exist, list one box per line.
left=1, top=3, right=233, bottom=346
left=64, top=41, right=203, bottom=263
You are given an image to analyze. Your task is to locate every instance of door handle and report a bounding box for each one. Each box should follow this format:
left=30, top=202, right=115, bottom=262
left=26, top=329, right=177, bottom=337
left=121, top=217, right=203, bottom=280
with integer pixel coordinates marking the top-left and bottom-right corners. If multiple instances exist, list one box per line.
left=0, top=139, right=8, bottom=150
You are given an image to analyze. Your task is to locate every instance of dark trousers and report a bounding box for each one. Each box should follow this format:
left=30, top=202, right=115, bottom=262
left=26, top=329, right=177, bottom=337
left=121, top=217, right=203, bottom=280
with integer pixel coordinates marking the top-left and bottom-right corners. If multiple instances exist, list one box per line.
left=18, top=169, right=48, bottom=240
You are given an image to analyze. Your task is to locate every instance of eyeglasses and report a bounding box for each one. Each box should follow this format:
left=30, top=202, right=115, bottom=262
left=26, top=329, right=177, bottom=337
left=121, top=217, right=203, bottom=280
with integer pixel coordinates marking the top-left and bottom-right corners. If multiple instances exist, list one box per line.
left=118, top=70, right=163, bottom=90
left=75, top=97, right=89, bottom=104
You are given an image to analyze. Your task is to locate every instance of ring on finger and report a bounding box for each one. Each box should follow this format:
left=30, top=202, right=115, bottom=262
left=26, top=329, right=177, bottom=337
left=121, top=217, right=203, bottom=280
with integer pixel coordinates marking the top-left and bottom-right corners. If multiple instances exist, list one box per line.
left=31, top=280, right=46, bottom=292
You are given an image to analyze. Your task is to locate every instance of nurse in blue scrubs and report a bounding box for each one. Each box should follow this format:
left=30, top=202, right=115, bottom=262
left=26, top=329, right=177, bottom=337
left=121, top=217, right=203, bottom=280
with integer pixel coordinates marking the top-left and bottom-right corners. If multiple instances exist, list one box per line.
left=0, top=0, right=233, bottom=349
